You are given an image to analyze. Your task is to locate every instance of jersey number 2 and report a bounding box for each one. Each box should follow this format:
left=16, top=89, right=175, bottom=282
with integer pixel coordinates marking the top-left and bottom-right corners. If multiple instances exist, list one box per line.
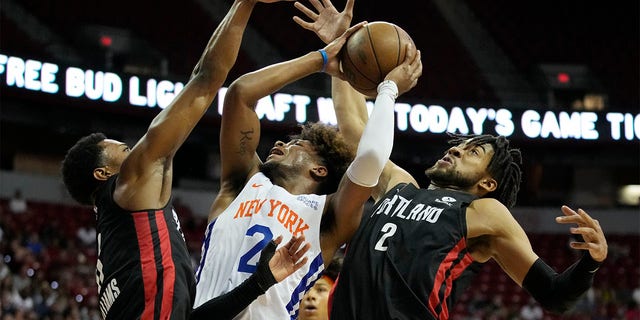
left=238, top=224, right=273, bottom=273
left=374, top=222, right=397, bottom=251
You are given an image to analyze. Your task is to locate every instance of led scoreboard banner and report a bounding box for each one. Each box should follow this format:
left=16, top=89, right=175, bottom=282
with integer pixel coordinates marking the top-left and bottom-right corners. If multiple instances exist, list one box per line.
left=1, top=53, right=639, bottom=143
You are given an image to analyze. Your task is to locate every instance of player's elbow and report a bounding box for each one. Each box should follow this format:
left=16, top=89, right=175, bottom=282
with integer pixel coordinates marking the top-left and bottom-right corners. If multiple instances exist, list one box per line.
left=358, top=148, right=386, bottom=165
left=222, top=79, right=251, bottom=110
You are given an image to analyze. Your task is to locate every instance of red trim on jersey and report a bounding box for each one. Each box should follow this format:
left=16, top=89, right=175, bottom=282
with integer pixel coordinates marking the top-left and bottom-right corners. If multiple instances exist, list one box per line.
left=427, top=238, right=473, bottom=320
left=154, top=210, right=176, bottom=320
left=440, top=252, right=473, bottom=319
left=133, top=210, right=177, bottom=320
left=133, top=212, right=158, bottom=320
left=328, top=274, right=339, bottom=319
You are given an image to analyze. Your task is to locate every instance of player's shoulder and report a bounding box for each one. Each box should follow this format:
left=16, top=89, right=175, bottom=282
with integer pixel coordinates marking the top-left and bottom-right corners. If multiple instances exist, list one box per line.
left=467, top=198, right=512, bottom=223
left=467, top=198, right=517, bottom=236
left=469, top=197, right=508, bottom=211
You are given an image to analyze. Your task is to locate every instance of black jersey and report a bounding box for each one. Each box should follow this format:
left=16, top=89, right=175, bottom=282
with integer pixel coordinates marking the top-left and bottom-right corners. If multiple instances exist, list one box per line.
left=94, top=175, right=195, bottom=320
left=330, top=183, right=482, bottom=320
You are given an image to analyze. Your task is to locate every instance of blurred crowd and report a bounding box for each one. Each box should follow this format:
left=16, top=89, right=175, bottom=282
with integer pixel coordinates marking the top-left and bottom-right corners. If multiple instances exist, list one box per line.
left=0, top=191, right=638, bottom=320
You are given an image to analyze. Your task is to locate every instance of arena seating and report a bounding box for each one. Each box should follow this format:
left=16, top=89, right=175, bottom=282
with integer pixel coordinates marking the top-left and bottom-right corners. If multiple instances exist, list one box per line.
left=1, top=198, right=637, bottom=318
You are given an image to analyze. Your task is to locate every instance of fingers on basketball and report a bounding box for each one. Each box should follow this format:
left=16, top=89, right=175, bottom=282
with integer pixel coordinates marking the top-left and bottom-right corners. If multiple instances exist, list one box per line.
left=340, top=21, right=415, bottom=97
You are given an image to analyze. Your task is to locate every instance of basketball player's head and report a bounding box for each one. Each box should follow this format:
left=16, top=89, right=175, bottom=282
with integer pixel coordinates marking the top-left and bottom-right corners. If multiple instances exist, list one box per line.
left=425, top=133, right=522, bottom=208
left=260, top=122, right=354, bottom=195
left=299, top=256, right=343, bottom=320
left=61, top=133, right=131, bottom=205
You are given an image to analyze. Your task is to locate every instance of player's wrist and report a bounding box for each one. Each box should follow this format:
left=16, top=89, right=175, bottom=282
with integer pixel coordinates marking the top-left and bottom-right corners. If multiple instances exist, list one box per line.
left=377, top=80, right=398, bottom=99
left=255, top=239, right=278, bottom=290
left=317, top=49, right=328, bottom=73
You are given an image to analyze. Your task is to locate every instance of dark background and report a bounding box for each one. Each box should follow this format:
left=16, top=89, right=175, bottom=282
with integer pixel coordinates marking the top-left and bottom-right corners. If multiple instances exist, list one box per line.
left=1, top=0, right=638, bottom=208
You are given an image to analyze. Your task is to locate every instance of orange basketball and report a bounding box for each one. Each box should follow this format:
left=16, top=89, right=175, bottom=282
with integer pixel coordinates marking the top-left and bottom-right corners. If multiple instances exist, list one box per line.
left=341, top=21, right=415, bottom=97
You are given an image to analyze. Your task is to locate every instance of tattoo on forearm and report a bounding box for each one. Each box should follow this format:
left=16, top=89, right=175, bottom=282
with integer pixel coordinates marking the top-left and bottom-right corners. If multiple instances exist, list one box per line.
left=237, top=129, right=254, bottom=155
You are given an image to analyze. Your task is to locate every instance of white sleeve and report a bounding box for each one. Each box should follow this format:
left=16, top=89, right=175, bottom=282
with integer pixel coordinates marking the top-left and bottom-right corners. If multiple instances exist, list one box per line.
left=345, top=80, right=397, bottom=187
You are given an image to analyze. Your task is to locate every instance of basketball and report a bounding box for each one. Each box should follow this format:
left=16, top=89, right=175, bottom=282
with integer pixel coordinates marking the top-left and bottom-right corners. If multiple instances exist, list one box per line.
left=341, top=21, right=415, bottom=97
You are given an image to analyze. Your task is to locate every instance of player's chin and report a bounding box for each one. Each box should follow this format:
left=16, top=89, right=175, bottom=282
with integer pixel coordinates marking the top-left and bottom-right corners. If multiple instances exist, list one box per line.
left=299, top=307, right=319, bottom=319
left=265, top=155, right=278, bottom=162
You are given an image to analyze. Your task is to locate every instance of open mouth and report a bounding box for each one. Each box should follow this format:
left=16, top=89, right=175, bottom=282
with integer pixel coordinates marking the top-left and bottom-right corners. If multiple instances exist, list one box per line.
left=270, top=148, right=284, bottom=156
left=302, top=304, right=318, bottom=314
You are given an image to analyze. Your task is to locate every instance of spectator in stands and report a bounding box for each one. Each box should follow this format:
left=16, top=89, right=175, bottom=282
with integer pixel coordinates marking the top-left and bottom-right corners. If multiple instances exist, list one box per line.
left=484, top=294, right=509, bottom=319
left=25, top=232, right=43, bottom=256
left=76, top=225, right=96, bottom=248
left=572, top=286, right=597, bottom=316
left=626, top=300, right=640, bottom=320
left=633, top=282, right=640, bottom=306
left=11, top=286, right=34, bottom=313
left=329, top=63, right=609, bottom=319
left=298, top=256, right=343, bottom=320
left=467, top=291, right=491, bottom=317
left=8, top=189, right=27, bottom=214
left=0, top=259, right=9, bottom=281
left=520, top=297, right=543, bottom=320
left=60, top=1, right=314, bottom=319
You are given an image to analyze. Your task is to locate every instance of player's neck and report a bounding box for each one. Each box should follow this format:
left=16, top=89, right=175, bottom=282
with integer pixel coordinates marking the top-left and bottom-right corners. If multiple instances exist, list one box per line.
left=263, top=170, right=319, bottom=195
left=427, top=182, right=470, bottom=194
left=276, top=177, right=319, bottom=195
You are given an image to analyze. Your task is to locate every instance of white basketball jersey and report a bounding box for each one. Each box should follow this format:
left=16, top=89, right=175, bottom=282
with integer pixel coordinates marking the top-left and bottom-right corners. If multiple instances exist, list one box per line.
left=193, top=172, right=325, bottom=320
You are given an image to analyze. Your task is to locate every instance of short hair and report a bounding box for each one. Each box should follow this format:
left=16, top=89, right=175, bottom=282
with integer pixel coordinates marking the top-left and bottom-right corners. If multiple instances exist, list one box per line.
left=322, top=255, right=343, bottom=281
left=290, top=122, right=355, bottom=195
left=61, top=133, right=108, bottom=205
left=448, top=133, right=523, bottom=208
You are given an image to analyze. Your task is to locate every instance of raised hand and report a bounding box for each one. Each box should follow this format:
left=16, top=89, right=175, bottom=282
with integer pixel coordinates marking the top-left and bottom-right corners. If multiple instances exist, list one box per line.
left=320, top=21, right=366, bottom=79
left=267, top=235, right=311, bottom=282
left=293, top=0, right=355, bottom=44
left=257, top=0, right=296, bottom=3
left=555, top=205, right=608, bottom=262
left=384, top=44, right=423, bottom=96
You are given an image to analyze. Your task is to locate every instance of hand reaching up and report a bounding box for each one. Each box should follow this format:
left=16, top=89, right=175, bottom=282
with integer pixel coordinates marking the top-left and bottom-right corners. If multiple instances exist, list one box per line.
left=385, top=43, right=423, bottom=96
left=555, top=205, right=608, bottom=262
left=293, top=0, right=356, bottom=44
left=258, top=235, right=311, bottom=282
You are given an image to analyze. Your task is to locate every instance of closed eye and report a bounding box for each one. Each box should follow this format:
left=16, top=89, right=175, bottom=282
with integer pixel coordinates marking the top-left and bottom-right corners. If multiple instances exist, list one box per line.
left=472, top=145, right=486, bottom=156
left=294, top=139, right=310, bottom=147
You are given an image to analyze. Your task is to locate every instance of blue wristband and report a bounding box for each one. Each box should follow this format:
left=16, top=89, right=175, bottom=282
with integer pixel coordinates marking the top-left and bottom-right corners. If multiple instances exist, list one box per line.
left=318, top=49, right=328, bottom=72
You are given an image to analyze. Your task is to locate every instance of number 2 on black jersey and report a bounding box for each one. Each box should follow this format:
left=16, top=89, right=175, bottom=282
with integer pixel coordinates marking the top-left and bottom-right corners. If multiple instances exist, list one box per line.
left=374, top=222, right=397, bottom=252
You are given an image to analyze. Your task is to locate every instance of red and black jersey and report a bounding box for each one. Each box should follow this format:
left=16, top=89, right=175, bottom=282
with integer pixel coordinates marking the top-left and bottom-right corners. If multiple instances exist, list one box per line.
left=94, top=175, right=195, bottom=320
left=330, top=183, right=481, bottom=320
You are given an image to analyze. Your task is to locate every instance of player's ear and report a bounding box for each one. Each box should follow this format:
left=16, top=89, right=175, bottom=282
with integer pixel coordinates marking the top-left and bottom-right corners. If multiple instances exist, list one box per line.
left=310, top=166, right=328, bottom=179
left=93, top=166, right=112, bottom=181
left=478, top=177, right=497, bottom=193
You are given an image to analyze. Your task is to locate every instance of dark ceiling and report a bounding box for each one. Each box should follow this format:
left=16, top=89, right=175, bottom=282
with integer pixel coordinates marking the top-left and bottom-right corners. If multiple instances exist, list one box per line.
left=1, top=0, right=638, bottom=207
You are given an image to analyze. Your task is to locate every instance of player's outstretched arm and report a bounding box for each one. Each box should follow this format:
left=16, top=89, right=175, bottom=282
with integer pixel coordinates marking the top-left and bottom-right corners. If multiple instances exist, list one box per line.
left=216, top=21, right=365, bottom=191
left=117, top=0, right=285, bottom=210
left=486, top=201, right=608, bottom=314
left=520, top=206, right=608, bottom=314
left=325, top=45, right=422, bottom=254
left=190, top=235, right=310, bottom=319
left=130, top=0, right=266, bottom=165
left=294, top=0, right=366, bottom=148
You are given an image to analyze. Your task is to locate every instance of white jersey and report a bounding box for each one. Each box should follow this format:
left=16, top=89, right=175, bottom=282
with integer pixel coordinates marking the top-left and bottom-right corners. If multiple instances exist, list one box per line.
left=194, top=172, right=325, bottom=320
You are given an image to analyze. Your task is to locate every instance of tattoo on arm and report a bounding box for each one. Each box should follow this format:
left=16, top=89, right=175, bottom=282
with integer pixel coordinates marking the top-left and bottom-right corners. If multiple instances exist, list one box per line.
left=237, top=129, right=254, bottom=155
